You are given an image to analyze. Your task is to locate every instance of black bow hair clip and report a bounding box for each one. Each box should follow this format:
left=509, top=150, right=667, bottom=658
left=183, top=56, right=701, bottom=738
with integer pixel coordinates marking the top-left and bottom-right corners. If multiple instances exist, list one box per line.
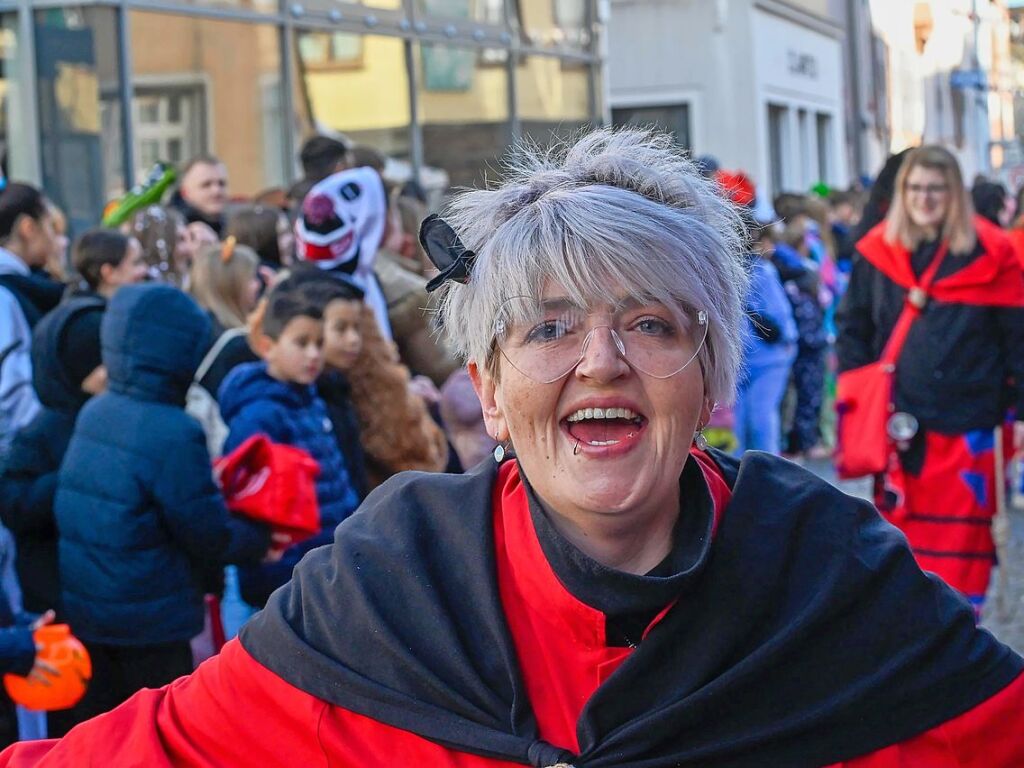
left=419, top=214, right=477, bottom=293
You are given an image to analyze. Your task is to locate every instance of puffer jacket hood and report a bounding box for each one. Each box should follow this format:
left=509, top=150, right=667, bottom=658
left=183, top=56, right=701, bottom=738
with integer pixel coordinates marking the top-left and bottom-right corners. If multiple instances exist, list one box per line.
left=102, top=284, right=210, bottom=404
left=31, top=296, right=106, bottom=414
left=218, top=362, right=313, bottom=423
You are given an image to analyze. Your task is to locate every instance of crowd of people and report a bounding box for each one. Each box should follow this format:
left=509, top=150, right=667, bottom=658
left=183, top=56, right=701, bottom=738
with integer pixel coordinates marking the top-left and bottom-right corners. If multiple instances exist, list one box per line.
left=0, top=127, right=1021, bottom=767
left=0, top=134, right=479, bottom=743
left=716, top=145, right=1024, bottom=616
left=0, top=127, right=1022, bottom=764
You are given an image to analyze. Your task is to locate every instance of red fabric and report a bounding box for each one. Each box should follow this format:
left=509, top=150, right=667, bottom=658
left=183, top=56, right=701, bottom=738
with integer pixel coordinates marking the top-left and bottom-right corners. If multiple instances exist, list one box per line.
left=490, top=450, right=729, bottom=751
left=856, top=217, right=1024, bottom=308
left=1008, top=227, right=1024, bottom=271
left=876, top=429, right=1004, bottom=606
left=205, top=595, right=226, bottom=653
left=3, top=454, right=1023, bottom=767
left=215, top=434, right=321, bottom=547
left=714, top=170, right=756, bottom=206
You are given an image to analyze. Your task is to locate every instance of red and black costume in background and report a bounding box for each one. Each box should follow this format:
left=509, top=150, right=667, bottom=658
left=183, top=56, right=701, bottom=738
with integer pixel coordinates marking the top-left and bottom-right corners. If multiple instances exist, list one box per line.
left=836, top=216, right=1024, bottom=606
left=2, top=449, right=1022, bottom=767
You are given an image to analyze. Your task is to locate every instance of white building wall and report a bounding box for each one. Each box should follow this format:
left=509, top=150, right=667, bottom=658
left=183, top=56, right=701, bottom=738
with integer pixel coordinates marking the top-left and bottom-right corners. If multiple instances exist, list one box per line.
left=608, top=0, right=847, bottom=203
left=751, top=6, right=848, bottom=197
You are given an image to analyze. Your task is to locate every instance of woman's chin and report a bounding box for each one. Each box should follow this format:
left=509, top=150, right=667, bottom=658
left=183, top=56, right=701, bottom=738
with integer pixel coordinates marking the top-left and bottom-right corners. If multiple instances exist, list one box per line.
left=568, top=474, right=659, bottom=516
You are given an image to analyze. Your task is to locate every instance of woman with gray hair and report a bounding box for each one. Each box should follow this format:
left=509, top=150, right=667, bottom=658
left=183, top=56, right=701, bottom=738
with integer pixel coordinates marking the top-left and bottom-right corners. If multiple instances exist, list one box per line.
left=5, top=130, right=1023, bottom=767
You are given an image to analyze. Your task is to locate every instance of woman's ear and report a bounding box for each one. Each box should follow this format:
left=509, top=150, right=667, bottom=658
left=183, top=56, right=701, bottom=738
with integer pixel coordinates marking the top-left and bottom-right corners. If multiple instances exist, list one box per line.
left=467, top=361, right=508, bottom=442
left=700, top=398, right=714, bottom=429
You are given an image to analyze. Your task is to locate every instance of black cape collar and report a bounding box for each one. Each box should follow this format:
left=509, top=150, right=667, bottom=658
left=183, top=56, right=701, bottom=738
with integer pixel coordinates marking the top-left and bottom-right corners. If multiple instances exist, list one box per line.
left=523, top=457, right=713, bottom=623
left=241, top=451, right=1023, bottom=768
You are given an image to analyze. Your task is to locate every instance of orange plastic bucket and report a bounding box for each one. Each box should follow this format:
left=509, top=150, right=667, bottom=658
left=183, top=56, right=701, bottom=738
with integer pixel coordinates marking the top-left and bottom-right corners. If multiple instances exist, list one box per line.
left=3, top=624, right=92, bottom=711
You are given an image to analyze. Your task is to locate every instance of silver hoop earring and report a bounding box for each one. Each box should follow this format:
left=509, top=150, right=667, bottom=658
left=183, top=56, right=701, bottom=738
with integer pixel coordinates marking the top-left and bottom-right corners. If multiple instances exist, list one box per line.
left=493, top=432, right=505, bottom=463
left=694, top=426, right=710, bottom=451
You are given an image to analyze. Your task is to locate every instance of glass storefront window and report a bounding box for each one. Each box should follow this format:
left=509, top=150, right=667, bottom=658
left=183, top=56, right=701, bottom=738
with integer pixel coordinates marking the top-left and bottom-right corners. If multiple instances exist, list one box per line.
left=415, top=41, right=510, bottom=194
left=516, top=0, right=590, bottom=50
left=0, top=14, right=31, bottom=184
left=293, top=30, right=411, bottom=165
left=129, top=12, right=286, bottom=197
left=333, top=0, right=404, bottom=9
left=612, top=104, right=691, bottom=151
left=415, top=0, right=506, bottom=25
left=33, top=6, right=124, bottom=233
left=159, top=0, right=279, bottom=15
left=516, top=53, right=592, bottom=146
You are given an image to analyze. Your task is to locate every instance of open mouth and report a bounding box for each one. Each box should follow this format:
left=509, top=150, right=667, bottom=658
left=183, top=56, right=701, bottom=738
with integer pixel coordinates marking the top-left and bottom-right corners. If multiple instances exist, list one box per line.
left=562, top=406, right=647, bottom=451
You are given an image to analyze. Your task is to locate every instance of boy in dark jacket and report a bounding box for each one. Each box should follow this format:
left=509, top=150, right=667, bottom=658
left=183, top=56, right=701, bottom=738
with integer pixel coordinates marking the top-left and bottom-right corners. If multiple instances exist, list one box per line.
left=54, top=284, right=271, bottom=727
left=0, top=295, right=105, bottom=618
left=283, top=268, right=369, bottom=499
left=220, top=281, right=361, bottom=608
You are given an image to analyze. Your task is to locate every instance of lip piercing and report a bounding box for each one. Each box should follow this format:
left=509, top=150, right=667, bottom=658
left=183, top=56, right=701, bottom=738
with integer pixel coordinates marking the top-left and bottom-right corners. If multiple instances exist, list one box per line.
left=573, top=440, right=581, bottom=456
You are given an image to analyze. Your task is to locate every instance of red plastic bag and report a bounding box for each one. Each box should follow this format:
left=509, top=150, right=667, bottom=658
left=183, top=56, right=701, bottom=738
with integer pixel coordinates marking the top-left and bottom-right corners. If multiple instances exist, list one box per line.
left=215, top=435, right=321, bottom=547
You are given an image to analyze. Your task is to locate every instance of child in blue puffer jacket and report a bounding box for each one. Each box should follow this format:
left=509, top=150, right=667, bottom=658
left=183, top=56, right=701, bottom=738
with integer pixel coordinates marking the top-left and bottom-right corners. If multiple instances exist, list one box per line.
left=220, top=279, right=361, bottom=608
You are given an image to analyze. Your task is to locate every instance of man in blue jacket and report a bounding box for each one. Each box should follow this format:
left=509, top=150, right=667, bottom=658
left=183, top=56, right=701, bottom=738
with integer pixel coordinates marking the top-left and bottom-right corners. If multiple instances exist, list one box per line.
left=54, top=284, right=271, bottom=728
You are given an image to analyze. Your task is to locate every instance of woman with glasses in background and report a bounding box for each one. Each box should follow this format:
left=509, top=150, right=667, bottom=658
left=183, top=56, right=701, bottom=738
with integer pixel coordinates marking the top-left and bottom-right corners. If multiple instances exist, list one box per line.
left=837, top=145, right=1024, bottom=612
left=4, top=131, right=1024, bottom=768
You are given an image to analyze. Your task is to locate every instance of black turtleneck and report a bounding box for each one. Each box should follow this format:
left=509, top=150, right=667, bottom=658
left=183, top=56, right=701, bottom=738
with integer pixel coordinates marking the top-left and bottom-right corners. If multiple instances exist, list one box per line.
left=522, top=458, right=715, bottom=647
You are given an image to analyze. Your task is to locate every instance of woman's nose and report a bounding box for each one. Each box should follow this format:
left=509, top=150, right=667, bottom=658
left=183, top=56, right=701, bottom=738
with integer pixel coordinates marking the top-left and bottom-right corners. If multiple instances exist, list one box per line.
left=575, top=326, right=629, bottom=382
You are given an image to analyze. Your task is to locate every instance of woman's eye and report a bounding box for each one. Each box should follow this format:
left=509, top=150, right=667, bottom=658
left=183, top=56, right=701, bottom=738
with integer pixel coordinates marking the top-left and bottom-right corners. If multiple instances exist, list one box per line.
left=635, top=317, right=674, bottom=336
left=525, top=320, right=565, bottom=344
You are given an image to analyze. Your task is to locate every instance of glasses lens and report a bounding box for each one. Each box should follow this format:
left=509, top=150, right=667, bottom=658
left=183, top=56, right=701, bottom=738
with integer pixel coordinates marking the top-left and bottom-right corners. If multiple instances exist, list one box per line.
left=494, top=297, right=708, bottom=383
left=495, top=297, right=588, bottom=383
left=615, top=304, right=707, bottom=378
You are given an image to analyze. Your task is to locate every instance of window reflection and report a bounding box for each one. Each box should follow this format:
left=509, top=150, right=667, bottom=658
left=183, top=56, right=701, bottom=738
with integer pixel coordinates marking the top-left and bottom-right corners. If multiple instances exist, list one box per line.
left=160, top=0, right=278, bottom=14
left=34, top=7, right=124, bottom=232
left=0, top=14, right=30, bottom=183
left=516, top=0, right=590, bottom=49
left=129, top=12, right=285, bottom=196
left=342, top=0, right=404, bottom=8
left=612, top=104, right=691, bottom=151
left=416, top=42, right=510, bottom=192
left=415, top=0, right=505, bottom=24
left=293, top=31, right=411, bottom=163
left=516, top=54, right=592, bottom=145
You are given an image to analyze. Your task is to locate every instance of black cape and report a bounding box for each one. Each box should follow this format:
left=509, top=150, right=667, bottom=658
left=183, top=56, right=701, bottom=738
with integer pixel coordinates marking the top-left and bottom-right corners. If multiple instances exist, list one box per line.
left=240, top=451, right=1023, bottom=768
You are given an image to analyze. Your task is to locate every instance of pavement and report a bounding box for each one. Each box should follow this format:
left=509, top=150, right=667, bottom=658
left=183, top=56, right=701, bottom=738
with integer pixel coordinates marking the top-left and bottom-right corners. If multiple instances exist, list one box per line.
left=801, top=458, right=1024, bottom=654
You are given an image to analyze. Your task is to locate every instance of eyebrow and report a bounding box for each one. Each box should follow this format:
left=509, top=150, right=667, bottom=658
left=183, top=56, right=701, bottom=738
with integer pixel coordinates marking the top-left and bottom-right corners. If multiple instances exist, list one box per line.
left=537, top=295, right=664, bottom=312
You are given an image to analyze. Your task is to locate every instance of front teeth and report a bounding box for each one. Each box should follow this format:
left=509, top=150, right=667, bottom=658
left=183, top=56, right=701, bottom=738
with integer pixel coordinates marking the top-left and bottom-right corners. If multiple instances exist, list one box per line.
left=566, top=407, right=639, bottom=423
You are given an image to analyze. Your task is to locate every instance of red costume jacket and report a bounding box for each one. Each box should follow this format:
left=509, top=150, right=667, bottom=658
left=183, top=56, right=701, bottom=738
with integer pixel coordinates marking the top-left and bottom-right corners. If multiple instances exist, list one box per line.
left=3, top=454, right=1022, bottom=767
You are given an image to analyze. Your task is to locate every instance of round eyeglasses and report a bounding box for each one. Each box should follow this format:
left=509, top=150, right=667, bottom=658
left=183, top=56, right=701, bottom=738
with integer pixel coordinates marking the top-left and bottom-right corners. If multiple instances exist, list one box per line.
left=493, top=296, right=709, bottom=384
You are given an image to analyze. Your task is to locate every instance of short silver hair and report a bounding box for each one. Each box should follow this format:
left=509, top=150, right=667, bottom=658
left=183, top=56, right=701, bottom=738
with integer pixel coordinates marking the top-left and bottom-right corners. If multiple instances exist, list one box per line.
left=436, top=128, right=749, bottom=404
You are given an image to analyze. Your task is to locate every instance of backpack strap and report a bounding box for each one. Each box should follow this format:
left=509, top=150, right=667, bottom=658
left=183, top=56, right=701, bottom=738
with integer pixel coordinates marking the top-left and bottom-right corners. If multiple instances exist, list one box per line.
left=194, top=327, right=248, bottom=384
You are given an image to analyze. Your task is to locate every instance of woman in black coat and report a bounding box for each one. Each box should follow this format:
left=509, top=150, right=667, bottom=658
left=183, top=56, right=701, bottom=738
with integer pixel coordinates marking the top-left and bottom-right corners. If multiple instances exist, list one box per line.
left=836, top=145, right=1024, bottom=610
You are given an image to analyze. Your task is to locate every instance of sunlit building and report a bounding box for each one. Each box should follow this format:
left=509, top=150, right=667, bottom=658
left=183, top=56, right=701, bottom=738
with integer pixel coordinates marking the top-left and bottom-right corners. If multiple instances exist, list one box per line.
left=0, top=0, right=603, bottom=230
